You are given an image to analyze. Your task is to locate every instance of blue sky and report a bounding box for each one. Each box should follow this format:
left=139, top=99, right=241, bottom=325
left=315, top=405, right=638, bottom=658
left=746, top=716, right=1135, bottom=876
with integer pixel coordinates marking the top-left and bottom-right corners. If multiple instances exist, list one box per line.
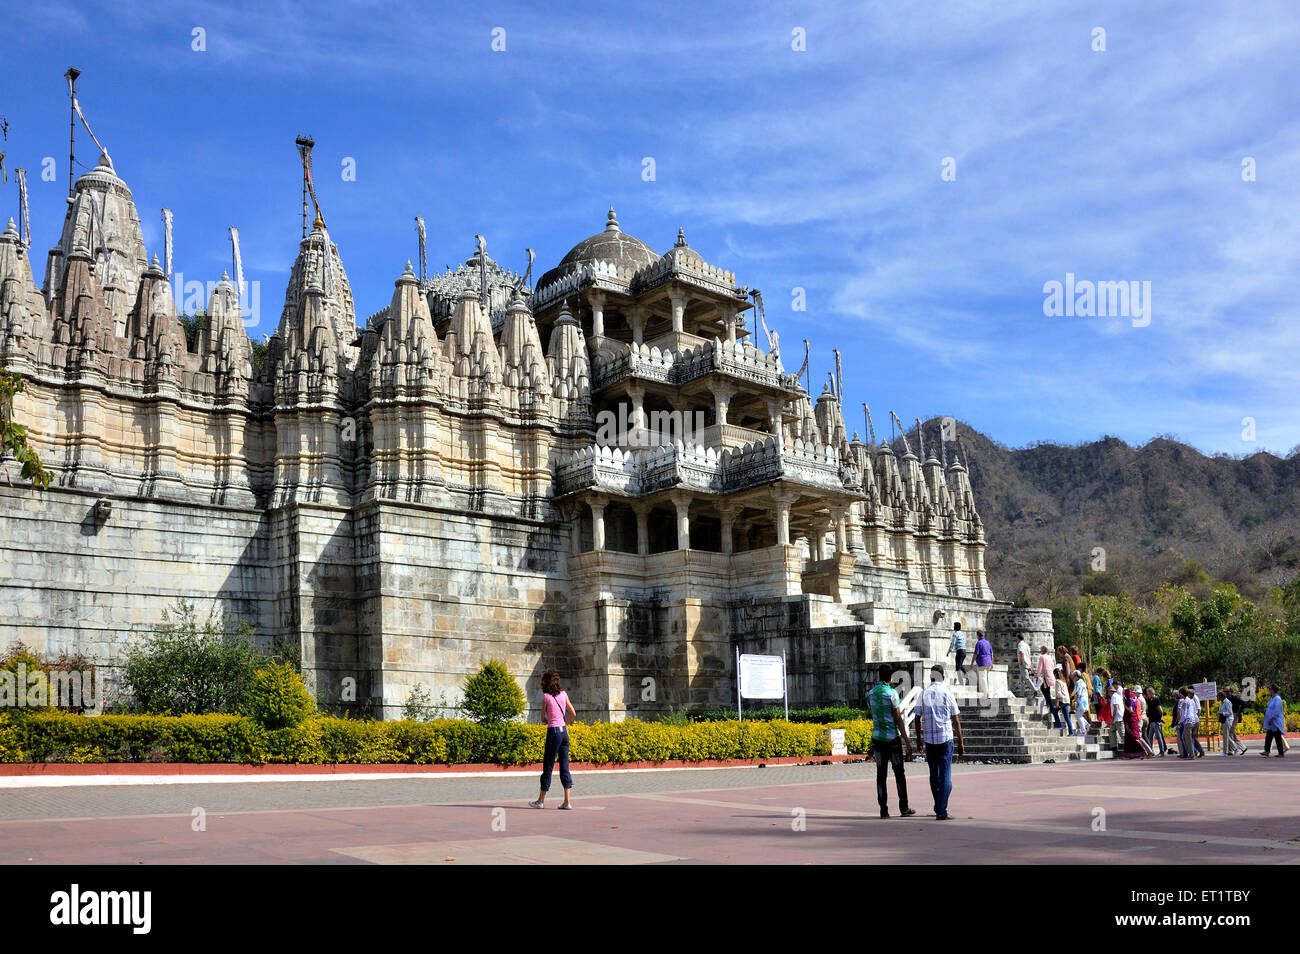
left=4, top=0, right=1298, bottom=455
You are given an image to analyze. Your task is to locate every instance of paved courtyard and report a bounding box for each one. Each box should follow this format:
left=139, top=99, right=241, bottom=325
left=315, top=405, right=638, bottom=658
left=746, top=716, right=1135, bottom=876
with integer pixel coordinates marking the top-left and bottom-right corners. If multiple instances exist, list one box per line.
left=2, top=755, right=1297, bottom=865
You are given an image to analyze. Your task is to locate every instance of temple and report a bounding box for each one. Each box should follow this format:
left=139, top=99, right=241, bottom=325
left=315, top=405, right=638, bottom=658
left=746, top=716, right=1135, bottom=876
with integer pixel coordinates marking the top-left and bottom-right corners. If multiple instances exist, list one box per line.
left=2, top=135, right=1082, bottom=751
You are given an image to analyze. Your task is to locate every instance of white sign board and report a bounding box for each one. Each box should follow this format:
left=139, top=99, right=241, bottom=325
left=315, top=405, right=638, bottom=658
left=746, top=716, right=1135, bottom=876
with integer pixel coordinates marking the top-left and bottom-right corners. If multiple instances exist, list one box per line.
left=1192, top=681, right=1217, bottom=702
left=739, top=653, right=786, bottom=700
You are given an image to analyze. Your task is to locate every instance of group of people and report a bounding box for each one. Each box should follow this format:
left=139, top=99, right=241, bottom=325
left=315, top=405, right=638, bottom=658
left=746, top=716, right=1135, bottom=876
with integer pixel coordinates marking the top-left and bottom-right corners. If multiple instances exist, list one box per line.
left=1013, top=637, right=1290, bottom=760
left=869, top=663, right=965, bottom=820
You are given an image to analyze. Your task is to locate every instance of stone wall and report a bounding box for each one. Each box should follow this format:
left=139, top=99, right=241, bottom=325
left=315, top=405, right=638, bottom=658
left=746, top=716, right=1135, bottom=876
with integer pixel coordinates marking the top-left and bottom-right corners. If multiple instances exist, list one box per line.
left=0, top=484, right=272, bottom=686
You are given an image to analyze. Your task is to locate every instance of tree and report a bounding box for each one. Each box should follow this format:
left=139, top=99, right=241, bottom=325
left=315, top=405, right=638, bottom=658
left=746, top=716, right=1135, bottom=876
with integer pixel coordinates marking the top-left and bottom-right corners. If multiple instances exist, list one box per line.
left=0, top=370, right=51, bottom=489
left=121, top=601, right=264, bottom=715
left=461, top=660, right=526, bottom=724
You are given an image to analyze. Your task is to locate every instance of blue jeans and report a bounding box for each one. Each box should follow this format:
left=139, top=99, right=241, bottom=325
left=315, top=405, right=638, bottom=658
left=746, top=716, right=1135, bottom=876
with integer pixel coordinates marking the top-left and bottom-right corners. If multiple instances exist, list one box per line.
left=1144, top=720, right=1168, bottom=754
left=1056, top=702, right=1073, bottom=734
left=540, top=726, right=572, bottom=792
left=925, top=740, right=954, bottom=818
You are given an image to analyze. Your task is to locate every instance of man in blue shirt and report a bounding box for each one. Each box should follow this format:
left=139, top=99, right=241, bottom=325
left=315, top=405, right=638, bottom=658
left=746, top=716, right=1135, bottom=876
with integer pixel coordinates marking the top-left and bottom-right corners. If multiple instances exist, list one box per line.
left=868, top=666, right=915, bottom=818
left=947, top=622, right=967, bottom=685
left=1263, top=686, right=1287, bottom=757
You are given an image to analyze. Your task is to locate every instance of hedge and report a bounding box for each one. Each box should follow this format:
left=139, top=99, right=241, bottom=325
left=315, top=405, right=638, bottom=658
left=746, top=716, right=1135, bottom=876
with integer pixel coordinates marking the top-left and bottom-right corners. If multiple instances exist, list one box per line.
left=689, top=706, right=870, bottom=724
left=0, top=712, right=875, bottom=766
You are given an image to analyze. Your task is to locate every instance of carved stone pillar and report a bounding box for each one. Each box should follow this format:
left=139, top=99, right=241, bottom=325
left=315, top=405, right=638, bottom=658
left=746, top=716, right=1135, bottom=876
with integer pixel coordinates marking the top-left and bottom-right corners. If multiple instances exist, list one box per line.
left=587, top=289, right=606, bottom=340
left=629, top=305, right=646, bottom=346
left=590, top=494, right=607, bottom=551
left=671, top=492, right=691, bottom=550
left=708, top=381, right=736, bottom=429
left=721, top=304, right=737, bottom=344
left=771, top=487, right=794, bottom=546
left=719, top=503, right=738, bottom=555
left=634, top=502, right=650, bottom=556
left=669, top=287, right=687, bottom=335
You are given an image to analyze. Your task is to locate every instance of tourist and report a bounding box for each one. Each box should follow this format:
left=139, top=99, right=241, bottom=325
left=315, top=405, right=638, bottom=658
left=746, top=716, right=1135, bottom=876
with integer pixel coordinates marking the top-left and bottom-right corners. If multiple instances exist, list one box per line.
left=1225, top=686, right=1248, bottom=755
left=1070, top=645, right=1083, bottom=669
left=1036, top=647, right=1058, bottom=725
left=529, top=669, right=576, bottom=809
left=1133, top=684, right=1154, bottom=755
left=1054, top=665, right=1074, bottom=735
left=1143, top=687, right=1168, bottom=756
left=1109, top=679, right=1125, bottom=752
left=1072, top=671, right=1090, bottom=738
left=916, top=665, right=964, bottom=820
left=1055, top=645, right=1075, bottom=680
left=1017, top=635, right=1033, bottom=688
left=869, top=666, right=915, bottom=818
left=1262, top=685, right=1288, bottom=758
left=1216, top=691, right=1235, bottom=757
left=1096, top=668, right=1113, bottom=726
left=948, top=623, right=967, bottom=685
left=1123, top=683, right=1148, bottom=759
left=973, top=630, right=994, bottom=697
left=1176, top=688, right=1203, bottom=759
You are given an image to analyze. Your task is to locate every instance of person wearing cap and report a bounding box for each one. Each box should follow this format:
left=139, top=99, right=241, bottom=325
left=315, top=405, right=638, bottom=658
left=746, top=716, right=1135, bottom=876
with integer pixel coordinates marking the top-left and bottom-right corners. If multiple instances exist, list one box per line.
left=916, top=665, right=964, bottom=820
left=1108, top=680, right=1126, bottom=752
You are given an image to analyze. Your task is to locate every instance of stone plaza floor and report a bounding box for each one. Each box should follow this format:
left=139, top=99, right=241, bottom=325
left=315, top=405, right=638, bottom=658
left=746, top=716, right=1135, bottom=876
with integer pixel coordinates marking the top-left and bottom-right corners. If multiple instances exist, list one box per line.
left=2, top=754, right=1297, bottom=864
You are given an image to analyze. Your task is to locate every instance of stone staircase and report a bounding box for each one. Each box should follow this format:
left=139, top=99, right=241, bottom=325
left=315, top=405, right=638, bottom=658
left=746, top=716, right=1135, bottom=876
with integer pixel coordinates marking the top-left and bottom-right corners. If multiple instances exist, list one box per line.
left=815, top=596, right=1113, bottom=763
left=953, top=689, right=1112, bottom=762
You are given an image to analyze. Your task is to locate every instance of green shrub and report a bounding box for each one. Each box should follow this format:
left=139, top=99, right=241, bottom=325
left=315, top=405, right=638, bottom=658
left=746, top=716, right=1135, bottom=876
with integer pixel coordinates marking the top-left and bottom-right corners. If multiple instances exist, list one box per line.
left=247, top=662, right=315, bottom=729
left=121, top=601, right=264, bottom=715
left=0, top=712, right=874, bottom=766
left=461, top=660, right=525, bottom=724
left=689, top=706, right=870, bottom=724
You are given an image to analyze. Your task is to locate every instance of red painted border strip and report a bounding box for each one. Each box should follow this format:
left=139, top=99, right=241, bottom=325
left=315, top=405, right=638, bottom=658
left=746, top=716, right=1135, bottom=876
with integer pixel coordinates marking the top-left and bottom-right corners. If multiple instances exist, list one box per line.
left=0, top=753, right=868, bottom=777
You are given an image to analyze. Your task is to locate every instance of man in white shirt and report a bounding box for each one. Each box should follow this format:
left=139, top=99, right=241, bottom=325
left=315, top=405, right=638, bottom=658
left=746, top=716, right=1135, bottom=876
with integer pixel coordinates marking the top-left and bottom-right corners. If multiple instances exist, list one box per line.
left=1016, top=637, right=1033, bottom=690
left=1109, top=682, right=1125, bottom=751
left=1217, top=691, right=1235, bottom=757
left=915, top=665, right=965, bottom=821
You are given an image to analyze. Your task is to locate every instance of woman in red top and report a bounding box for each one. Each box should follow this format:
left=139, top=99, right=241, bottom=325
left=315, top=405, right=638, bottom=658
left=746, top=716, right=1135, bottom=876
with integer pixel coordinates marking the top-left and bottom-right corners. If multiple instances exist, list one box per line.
left=530, top=669, right=576, bottom=810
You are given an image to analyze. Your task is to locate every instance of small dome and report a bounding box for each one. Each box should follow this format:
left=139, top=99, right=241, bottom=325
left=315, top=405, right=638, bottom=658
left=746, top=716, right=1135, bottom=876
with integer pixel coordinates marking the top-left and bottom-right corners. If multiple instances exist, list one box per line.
left=536, top=206, right=658, bottom=290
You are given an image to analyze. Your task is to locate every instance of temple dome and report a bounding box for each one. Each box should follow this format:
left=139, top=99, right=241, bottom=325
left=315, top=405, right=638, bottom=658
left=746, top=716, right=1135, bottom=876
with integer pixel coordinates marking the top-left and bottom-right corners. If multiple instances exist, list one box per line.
left=536, top=206, right=657, bottom=290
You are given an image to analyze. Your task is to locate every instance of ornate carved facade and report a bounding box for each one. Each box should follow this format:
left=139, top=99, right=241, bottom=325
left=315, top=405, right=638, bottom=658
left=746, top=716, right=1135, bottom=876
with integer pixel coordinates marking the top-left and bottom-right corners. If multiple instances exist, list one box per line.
left=0, top=147, right=1002, bottom=718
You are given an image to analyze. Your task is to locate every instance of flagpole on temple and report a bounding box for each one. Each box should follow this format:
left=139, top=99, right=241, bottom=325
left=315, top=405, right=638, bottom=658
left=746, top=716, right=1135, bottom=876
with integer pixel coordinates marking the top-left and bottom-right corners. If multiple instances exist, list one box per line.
left=64, top=66, right=81, bottom=202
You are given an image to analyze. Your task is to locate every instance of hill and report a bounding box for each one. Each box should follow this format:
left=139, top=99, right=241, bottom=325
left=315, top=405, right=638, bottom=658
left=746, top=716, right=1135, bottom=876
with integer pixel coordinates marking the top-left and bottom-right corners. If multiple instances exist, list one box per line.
left=916, top=422, right=1300, bottom=603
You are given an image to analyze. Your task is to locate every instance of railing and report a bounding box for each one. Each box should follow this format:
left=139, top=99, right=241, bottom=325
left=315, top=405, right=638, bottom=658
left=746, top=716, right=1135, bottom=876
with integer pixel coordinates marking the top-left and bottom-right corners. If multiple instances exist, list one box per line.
left=899, top=684, right=923, bottom=739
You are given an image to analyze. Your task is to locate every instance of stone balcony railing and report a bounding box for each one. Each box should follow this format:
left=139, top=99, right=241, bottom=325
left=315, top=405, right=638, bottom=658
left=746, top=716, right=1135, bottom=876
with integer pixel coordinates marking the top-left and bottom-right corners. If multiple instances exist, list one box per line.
left=590, top=337, right=789, bottom=393
left=554, top=435, right=856, bottom=498
left=697, top=422, right=771, bottom=450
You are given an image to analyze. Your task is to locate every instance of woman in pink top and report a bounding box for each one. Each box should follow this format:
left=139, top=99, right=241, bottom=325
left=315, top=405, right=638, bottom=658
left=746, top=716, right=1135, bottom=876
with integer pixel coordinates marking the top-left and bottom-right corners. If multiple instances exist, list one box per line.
left=530, top=669, right=576, bottom=810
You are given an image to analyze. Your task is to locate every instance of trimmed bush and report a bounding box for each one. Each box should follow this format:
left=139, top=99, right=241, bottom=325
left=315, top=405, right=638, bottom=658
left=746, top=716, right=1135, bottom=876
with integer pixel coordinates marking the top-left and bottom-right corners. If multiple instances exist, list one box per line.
left=461, top=660, right=526, bottom=724
left=0, top=712, right=874, bottom=766
left=247, top=662, right=315, bottom=729
left=688, top=706, right=870, bottom=724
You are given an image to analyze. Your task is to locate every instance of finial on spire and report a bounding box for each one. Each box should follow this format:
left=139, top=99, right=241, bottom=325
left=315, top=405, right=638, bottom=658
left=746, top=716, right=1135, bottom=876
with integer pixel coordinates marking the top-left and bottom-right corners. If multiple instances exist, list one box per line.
left=3, top=217, right=15, bottom=235
left=675, top=227, right=687, bottom=247
left=312, top=208, right=324, bottom=231
left=606, top=205, right=619, bottom=232
left=221, top=269, right=230, bottom=282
